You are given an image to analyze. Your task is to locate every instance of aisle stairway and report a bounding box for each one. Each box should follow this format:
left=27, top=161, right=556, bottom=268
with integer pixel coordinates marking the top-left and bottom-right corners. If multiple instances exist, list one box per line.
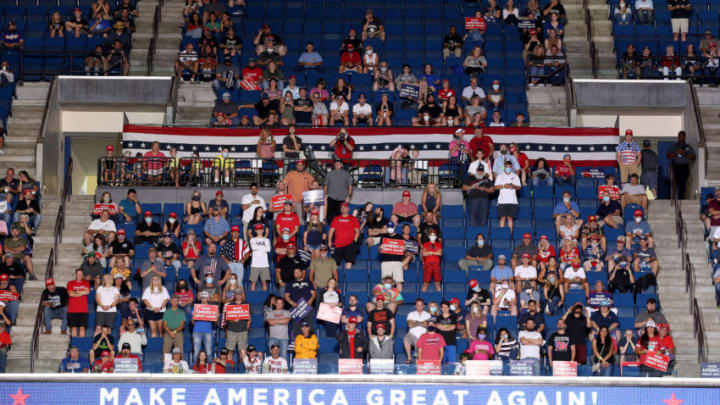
left=695, top=88, right=720, bottom=186
left=176, top=82, right=215, bottom=125
left=128, top=0, right=160, bottom=75
left=526, top=86, right=568, bottom=127
left=0, top=83, right=49, bottom=178
left=150, top=0, right=186, bottom=77
left=7, top=195, right=95, bottom=373
left=562, top=0, right=594, bottom=78
left=588, top=0, right=618, bottom=78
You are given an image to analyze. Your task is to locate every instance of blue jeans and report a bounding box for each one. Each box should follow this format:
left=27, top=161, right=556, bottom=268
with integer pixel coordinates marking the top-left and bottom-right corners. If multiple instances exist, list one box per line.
left=467, top=198, right=489, bottom=228
left=555, top=175, right=576, bottom=187
left=43, top=306, right=67, bottom=331
left=192, top=331, right=214, bottom=363
left=9, top=279, right=23, bottom=296
left=531, top=176, right=553, bottom=187
left=443, top=344, right=457, bottom=364
left=546, top=296, right=563, bottom=316
left=5, top=300, right=17, bottom=324
left=13, top=212, right=41, bottom=232
left=0, top=349, right=6, bottom=373
left=593, top=362, right=613, bottom=376
left=267, top=337, right=289, bottom=360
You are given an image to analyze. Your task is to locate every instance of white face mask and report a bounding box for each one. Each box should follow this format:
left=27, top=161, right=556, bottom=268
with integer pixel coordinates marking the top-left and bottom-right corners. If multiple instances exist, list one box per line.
left=504, top=167, right=512, bottom=174
left=492, top=84, right=500, bottom=90
left=450, top=304, right=457, bottom=311
left=423, top=114, right=430, bottom=121
left=380, top=66, right=387, bottom=72
left=477, top=239, right=484, bottom=247
left=472, top=307, right=479, bottom=313
left=429, top=235, right=437, bottom=242
left=229, top=279, right=236, bottom=285
left=168, top=218, right=176, bottom=224
left=222, top=152, right=229, bottom=158
left=145, top=217, right=152, bottom=224
left=563, top=197, right=570, bottom=203
left=384, top=283, right=392, bottom=289
left=635, top=217, right=642, bottom=223
left=447, top=118, right=454, bottom=126
left=387, top=227, right=395, bottom=234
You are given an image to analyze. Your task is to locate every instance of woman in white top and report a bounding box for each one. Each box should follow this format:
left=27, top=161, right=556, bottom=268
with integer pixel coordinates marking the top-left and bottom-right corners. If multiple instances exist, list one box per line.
left=95, top=273, right=120, bottom=334
left=557, top=213, right=581, bottom=241
left=467, top=149, right=493, bottom=181
left=363, top=45, right=379, bottom=73
left=142, top=275, right=170, bottom=337
left=503, top=0, right=520, bottom=25
left=164, top=348, right=191, bottom=374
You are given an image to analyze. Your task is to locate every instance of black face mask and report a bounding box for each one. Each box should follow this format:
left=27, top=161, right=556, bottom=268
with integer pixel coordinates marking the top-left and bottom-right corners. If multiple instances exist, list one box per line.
left=192, top=195, right=200, bottom=201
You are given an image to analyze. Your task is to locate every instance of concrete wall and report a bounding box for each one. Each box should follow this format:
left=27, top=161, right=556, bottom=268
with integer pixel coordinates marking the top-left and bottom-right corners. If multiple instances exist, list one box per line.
left=577, top=111, right=683, bottom=138
left=40, top=80, right=61, bottom=196
left=61, top=110, right=165, bottom=133
left=57, top=76, right=173, bottom=105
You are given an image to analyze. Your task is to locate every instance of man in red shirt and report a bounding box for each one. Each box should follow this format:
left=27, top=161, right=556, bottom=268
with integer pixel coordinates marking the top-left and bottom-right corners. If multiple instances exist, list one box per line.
left=67, top=268, right=91, bottom=337
left=468, top=127, right=493, bottom=159
left=416, top=321, right=446, bottom=362
left=329, top=202, right=361, bottom=271
left=143, top=141, right=165, bottom=185
left=555, top=153, right=576, bottom=186
left=391, top=190, right=420, bottom=227
left=421, top=230, right=443, bottom=292
left=115, top=342, right=143, bottom=372
left=597, top=174, right=621, bottom=200
left=241, top=58, right=263, bottom=90
left=93, top=350, right=115, bottom=373
left=0, top=321, right=11, bottom=372
left=275, top=202, right=300, bottom=242
left=339, top=43, right=362, bottom=73
left=329, top=128, right=355, bottom=162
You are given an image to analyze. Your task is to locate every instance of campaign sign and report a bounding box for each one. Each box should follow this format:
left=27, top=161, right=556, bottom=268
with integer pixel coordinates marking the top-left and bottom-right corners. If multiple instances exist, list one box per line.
left=404, top=239, right=420, bottom=255
left=465, top=17, right=487, bottom=31
left=290, top=298, right=311, bottom=320
left=380, top=238, right=406, bottom=255
left=338, top=359, right=364, bottom=375
left=271, top=194, right=293, bottom=211
left=93, top=203, right=116, bottom=216
left=293, top=358, right=318, bottom=374
left=302, top=190, right=325, bottom=207
left=466, top=360, right=503, bottom=376
left=398, top=83, right=420, bottom=101
left=192, top=304, right=219, bottom=322
left=224, top=304, right=250, bottom=321
left=369, top=358, right=395, bottom=374
left=644, top=351, right=670, bottom=372
left=518, top=20, right=536, bottom=29
left=317, top=303, right=342, bottom=324
left=701, top=362, right=720, bottom=377
left=552, top=361, right=578, bottom=377
left=416, top=360, right=441, bottom=375
left=509, top=359, right=537, bottom=376
left=620, top=360, right=640, bottom=376
left=0, top=290, right=18, bottom=301
left=113, top=358, right=139, bottom=374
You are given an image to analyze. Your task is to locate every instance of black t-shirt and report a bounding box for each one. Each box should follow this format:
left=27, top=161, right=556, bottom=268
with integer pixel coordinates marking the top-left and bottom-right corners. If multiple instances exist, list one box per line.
left=220, top=34, right=240, bottom=48
left=361, top=17, right=383, bottom=34
left=156, top=242, right=180, bottom=259
left=464, top=176, right=493, bottom=199
left=419, top=104, right=443, bottom=119
left=466, top=244, right=493, bottom=258
left=255, top=101, right=273, bottom=119
left=0, top=262, right=25, bottom=278
left=437, top=312, right=457, bottom=345
left=294, top=98, right=313, bottom=124
left=368, top=308, right=394, bottom=332
left=443, top=33, right=463, bottom=50
left=198, top=35, right=219, bottom=50
left=135, top=222, right=162, bottom=244
left=277, top=255, right=307, bottom=284
left=111, top=240, right=134, bottom=255
left=548, top=331, right=573, bottom=361
left=669, top=0, right=691, bottom=18
left=41, top=287, right=69, bottom=309
left=15, top=199, right=40, bottom=216
left=287, top=279, right=313, bottom=303
left=376, top=102, right=394, bottom=116
left=261, top=33, right=282, bottom=45
left=92, top=334, right=115, bottom=359
left=418, top=223, right=441, bottom=243
left=565, top=314, right=589, bottom=345
left=282, top=135, right=303, bottom=158
left=367, top=217, right=389, bottom=237
left=466, top=288, right=491, bottom=305
left=379, top=234, right=405, bottom=262
left=596, top=200, right=621, bottom=218
left=341, top=38, right=362, bottom=53
left=0, top=178, right=17, bottom=193
left=545, top=3, right=566, bottom=16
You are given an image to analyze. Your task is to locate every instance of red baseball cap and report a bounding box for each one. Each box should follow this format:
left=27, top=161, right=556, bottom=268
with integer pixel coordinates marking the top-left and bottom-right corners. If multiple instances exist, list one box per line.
left=402, top=190, right=411, bottom=197
left=231, top=225, right=241, bottom=232
left=117, top=229, right=126, bottom=235
left=634, top=209, right=643, bottom=216
left=144, top=210, right=152, bottom=217
left=101, top=350, right=111, bottom=357
left=287, top=243, right=297, bottom=249
left=0, top=274, right=8, bottom=281
left=262, top=24, right=270, bottom=29
left=341, top=202, right=349, bottom=208
left=348, top=316, right=358, bottom=324
left=521, top=253, right=531, bottom=259
left=310, top=209, right=319, bottom=215
left=106, top=145, right=114, bottom=151
left=45, top=278, right=55, bottom=286
left=254, top=223, right=264, bottom=230
left=523, top=233, right=531, bottom=239
left=376, top=323, right=386, bottom=331
left=216, top=190, right=223, bottom=196
left=468, top=279, right=479, bottom=288
left=625, top=129, right=633, bottom=136
left=539, top=235, right=548, bottom=240
left=375, top=295, right=385, bottom=301
left=449, top=297, right=460, bottom=305
left=587, top=215, right=596, bottom=221
left=590, top=234, right=599, bottom=240
left=492, top=79, right=500, bottom=85
left=429, top=229, right=438, bottom=235
left=169, top=212, right=178, bottom=218
left=289, top=75, right=296, bottom=80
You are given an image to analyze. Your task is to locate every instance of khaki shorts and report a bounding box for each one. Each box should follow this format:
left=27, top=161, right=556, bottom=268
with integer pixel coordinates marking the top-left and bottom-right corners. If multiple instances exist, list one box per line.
left=250, top=267, right=271, bottom=282
left=626, top=194, right=646, bottom=205
left=225, top=330, right=248, bottom=351
left=381, top=261, right=404, bottom=283
left=404, top=332, right=420, bottom=347
left=671, top=18, right=688, bottom=33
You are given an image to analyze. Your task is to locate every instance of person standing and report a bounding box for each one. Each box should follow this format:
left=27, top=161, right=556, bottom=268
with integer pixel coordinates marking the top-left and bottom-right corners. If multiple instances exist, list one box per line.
left=463, top=165, right=494, bottom=228
left=324, top=158, right=353, bottom=224
left=640, top=140, right=658, bottom=198
left=616, top=129, right=641, bottom=184
left=666, top=130, right=695, bottom=199
left=329, top=128, right=355, bottom=162
left=328, top=202, right=361, bottom=272
left=41, top=278, right=68, bottom=334
left=240, top=183, right=267, bottom=240
left=282, top=160, right=314, bottom=223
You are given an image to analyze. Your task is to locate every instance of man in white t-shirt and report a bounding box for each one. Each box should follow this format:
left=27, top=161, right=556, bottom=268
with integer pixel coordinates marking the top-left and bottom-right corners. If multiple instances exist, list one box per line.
left=461, top=76, right=486, bottom=104
left=563, top=258, right=590, bottom=296
left=518, top=318, right=543, bottom=375
left=262, top=343, right=289, bottom=373
left=84, top=209, right=117, bottom=245
left=329, top=94, right=350, bottom=126
left=491, top=280, right=517, bottom=319
left=240, top=183, right=267, bottom=240
left=403, top=298, right=432, bottom=362
left=494, top=160, right=521, bottom=232
left=513, top=253, right=538, bottom=293
left=352, top=93, right=373, bottom=126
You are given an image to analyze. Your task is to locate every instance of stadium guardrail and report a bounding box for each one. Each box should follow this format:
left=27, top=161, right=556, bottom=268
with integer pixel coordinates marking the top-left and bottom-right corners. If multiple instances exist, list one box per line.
left=97, top=157, right=465, bottom=189
left=526, top=56, right=568, bottom=86
left=148, top=5, right=160, bottom=76
left=30, top=248, right=54, bottom=373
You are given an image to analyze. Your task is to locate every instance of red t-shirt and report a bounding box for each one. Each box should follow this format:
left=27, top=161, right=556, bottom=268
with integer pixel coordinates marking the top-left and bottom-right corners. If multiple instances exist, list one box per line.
left=516, top=153, right=529, bottom=171
left=559, top=247, right=580, bottom=264
left=330, top=215, right=360, bottom=248
left=0, top=331, right=11, bottom=348
left=93, top=359, right=114, bottom=373
left=340, top=51, right=361, bottom=65
left=709, top=199, right=720, bottom=226
left=274, top=239, right=290, bottom=263
left=213, top=359, right=234, bottom=374
left=597, top=185, right=620, bottom=200
left=536, top=245, right=556, bottom=263
left=144, top=151, right=164, bottom=170
left=661, top=335, right=674, bottom=351
left=416, top=332, right=446, bottom=361
left=555, top=163, right=572, bottom=177
left=275, top=212, right=300, bottom=242
left=637, top=335, right=664, bottom=363
left=242, top=67, right=262, bottom=83
left=437, top=89, right=456, bottom=101
left=393, top=201, right=418, bottom=217
left=182, top=240, right=201, bottom=260
left=67, top=280, right=90, bottom=313
left=422, top=242, right=442, bottom=265
left=334, top=137, right=355, bottom=161
left=469, top=136, right=493, bottom=158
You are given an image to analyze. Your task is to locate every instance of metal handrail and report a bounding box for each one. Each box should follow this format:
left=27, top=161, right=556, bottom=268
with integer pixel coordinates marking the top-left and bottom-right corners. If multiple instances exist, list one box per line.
left=693, top=298, right=708, bottom=363
left=29, top=248, right=55, bottom=372
left=147, top=5, right=160, bottom=75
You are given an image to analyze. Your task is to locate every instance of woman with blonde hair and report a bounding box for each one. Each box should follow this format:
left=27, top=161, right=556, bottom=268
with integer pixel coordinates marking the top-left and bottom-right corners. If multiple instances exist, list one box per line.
left=256, top=128, right=276, bottom=161
left=95, top=273, right=120, bottom=334
left=142, top=276, right=170, bottom=337
left=49, top=12, right=65, bottom=37
left=543, top=271, right=565, bottom=315
left=222, top=273, right=244, bottom=304
left=421, top=183, right=442, bottom=221
left=463, top=46, right=488, bottom=76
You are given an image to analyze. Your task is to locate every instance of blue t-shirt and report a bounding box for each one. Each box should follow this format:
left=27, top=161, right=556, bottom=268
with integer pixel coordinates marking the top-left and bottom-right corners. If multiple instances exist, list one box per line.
left=298, top=52, right=323, bottom=64
left=492, top=155, right=520, bottom=173
left=119, top=199, right=137, bottom=220
left=490, top=265, right=514, bottom=282
left=204, top=217, right=230, bottom=237
left=553, top=201, right=580, bottom=217
left=193, top=320, right=214, bottom=333
left=625, top=220, right=652, bottom=241
left=2, top=30, right=22, bottom=45
left=590, top=310, right=618, bottom=329
left=341, top=307, right=364, bottom=330
left=60, top=357, right=90, bottom=373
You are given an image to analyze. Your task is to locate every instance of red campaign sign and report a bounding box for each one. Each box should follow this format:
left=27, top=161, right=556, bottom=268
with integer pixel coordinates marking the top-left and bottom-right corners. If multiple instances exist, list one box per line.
left=0, top=290, right=18, bottom=302
left=271, top=194, right=293, bottom=211
left=644, top=352, right=670, bottom=372
left=317, top=303, right=343, bottom=324
left=93, top=203, right=117, bottom=216
left=192, top=304, right=219, bottom=322
left=552, top=361, right=578, bottom=376
left=416, top=360, right=442, bottom=375
left=465, top=17, right=487, bottom=31
left=380, top=238, right=406, bottom=255
left=224, top=304, right=249, bottom=321
left=338, top=359, right=364, bottom=375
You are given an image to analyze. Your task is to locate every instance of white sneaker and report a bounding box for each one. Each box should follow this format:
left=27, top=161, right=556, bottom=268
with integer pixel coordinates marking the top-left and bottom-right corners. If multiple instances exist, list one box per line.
left=0, top=149, right=6, bottom=155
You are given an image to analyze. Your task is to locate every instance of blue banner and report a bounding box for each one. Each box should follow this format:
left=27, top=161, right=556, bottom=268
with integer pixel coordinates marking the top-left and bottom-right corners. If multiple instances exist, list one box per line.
left=0, top=380, right=716, bottom=405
